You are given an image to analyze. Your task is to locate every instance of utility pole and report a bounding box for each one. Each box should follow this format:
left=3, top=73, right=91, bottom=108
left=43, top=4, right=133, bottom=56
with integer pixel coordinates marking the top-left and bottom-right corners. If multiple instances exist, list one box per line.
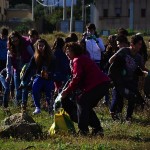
left=70, top=0, right=74, bottom=32
left=63, top=0, right=67, bottom=20
left=129, top=0, right=134, bottom=30
left=85, top=5, right=90, bottom=25
left=32, top=0, right=34, bottom=21
left=82, top=0, right=85, bottom=21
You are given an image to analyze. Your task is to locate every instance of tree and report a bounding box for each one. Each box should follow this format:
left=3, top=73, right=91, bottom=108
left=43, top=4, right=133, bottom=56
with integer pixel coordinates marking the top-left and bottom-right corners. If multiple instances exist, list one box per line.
left=34, top=4, right=45, bottom=20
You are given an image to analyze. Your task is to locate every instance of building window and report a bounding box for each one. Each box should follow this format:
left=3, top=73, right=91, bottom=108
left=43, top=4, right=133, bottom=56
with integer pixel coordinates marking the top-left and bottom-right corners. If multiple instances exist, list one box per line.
left=1, top=14, right=3, bottom=21
left=115, top=8, right=121, bottom=17
left=141, top=9, right=146, bottom=17
left=115, top=0, right=121, bottom=5
left=128, top=9, right=130, bottom=17
left=103, top=9, right=108, bottom=17
left=4, top=9, right=7, bottom=15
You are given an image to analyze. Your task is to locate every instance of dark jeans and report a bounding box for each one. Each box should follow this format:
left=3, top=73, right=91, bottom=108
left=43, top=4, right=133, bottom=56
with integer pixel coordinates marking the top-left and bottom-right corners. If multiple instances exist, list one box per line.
left=77, top=82, right=110, bottom=131
left=62, top=81, right=110, bottom=132
left=0, top=60, right=6, bottom=91
left=13, top=70, right=29, bottom=106
left=110, top=87, right=124, bottom=114
left=112, top=84, right=144, bottom=119
left=0, top=74, right=10, bottom=107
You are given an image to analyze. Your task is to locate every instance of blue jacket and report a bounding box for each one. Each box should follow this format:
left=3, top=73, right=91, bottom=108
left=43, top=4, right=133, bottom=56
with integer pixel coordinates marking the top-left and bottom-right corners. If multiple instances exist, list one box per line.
left=53, top=47, right=70, bottom=81
left=0, top=38, right=8, bottom=60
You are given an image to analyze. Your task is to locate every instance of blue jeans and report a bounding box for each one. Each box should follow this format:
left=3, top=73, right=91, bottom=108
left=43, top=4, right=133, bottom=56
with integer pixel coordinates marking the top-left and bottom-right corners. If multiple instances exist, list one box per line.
left=13, top=70, right=28, bottom=106
left=32, top=76, right=54, bottom=109
left=0, top=74, right=10, bottom=107
left=112, top=84, right=142, bottom=119
left=110, top=87, right=124, bottom=114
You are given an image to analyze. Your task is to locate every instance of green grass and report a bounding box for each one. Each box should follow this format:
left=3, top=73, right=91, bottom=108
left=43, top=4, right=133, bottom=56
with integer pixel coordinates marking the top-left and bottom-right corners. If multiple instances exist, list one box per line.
left=0, top=99, right=150, bottom=150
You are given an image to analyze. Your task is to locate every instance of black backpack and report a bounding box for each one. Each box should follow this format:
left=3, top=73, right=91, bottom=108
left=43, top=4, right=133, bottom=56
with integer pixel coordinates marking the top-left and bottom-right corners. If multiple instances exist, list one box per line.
left=108, top=55, right=126, bottom=85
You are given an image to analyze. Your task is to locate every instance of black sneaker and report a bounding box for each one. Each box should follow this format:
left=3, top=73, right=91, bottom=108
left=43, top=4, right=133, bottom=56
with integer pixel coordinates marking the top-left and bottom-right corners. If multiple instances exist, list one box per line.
left=91, top=127, right=104, bottom=137
left=110, top=112, right=120, bottom=121
left=21, top=104, right=27, bottom=112
left=3, top=107, right=12, bottom=116
left=126, top=117, right=132, bottom=124
left=77, top=130, right=89, bottom=136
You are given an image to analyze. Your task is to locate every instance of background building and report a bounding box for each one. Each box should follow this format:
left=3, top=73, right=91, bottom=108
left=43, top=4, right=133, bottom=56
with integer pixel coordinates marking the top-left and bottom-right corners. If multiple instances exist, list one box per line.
left=93, top=0, right=150, bottom=31
left=6, top=9, right=32, bottom=22
left=0, top=0, right=9, bottom=21
left=43, top=0, right=77, bottom=7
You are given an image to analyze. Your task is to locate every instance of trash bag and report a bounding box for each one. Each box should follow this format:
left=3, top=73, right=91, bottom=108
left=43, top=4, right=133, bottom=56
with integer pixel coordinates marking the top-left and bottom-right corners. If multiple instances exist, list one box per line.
left=144, top=75, right=150, bottom=98
left=48, top=108, right=76, bottom=135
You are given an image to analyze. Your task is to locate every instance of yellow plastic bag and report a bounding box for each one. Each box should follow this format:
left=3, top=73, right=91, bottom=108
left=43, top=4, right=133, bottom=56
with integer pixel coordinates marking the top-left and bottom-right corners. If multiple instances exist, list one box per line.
left=49, top=108, right=75, bottom=135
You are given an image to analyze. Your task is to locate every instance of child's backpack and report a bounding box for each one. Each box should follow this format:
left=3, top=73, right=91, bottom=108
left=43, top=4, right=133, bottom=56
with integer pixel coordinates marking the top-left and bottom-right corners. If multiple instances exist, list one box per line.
left=108, top=55, right=126, bottom=86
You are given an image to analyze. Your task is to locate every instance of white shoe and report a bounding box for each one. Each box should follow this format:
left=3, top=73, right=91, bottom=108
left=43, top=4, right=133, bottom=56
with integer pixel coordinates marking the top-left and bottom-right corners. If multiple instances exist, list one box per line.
left=33, top=107, right=41, bottom=114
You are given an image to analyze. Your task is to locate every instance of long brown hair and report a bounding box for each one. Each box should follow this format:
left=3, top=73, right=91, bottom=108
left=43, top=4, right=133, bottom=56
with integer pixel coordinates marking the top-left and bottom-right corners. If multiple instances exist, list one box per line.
left=34, top=39, right=53, bottom=68
left=7, top=31, right=23, bottom=56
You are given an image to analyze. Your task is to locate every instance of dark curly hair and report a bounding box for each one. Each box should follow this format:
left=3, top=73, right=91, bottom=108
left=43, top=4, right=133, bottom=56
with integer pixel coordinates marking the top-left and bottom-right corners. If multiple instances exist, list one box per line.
left=130, top=35, right=143, bottom=45
left=63, top=42, right=84, bottom=56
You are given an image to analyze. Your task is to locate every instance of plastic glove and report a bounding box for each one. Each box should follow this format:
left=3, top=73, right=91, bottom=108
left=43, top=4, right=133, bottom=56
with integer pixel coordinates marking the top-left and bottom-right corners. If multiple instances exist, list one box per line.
left=53, top=93, right=62, bottom=111
left=18, top=81, right=27, bottom=90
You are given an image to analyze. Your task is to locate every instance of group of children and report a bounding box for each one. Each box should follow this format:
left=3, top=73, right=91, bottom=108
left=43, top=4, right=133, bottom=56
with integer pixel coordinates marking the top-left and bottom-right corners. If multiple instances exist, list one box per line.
left=0, top=24, right=149, bottom=136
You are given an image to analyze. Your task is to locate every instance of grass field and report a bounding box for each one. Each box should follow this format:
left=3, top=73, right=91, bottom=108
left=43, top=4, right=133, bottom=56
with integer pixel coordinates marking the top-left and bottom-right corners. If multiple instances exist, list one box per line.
left=0, top=97, right=149, bottom=150
left=0, top=34, right=150, bottom=150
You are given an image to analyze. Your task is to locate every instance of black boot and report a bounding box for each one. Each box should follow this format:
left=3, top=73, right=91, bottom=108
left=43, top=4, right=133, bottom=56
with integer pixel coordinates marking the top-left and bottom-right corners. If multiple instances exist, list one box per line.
left=91, top=127, right=104, bottom=137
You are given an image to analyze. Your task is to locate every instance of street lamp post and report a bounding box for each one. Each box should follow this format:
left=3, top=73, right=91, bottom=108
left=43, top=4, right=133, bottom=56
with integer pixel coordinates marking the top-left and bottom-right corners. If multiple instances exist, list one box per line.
left=63, top=0, right=67, bottom=20
left=70, top=0, right=74, bottom=32
left=85, top=4, right=90, bottom=25
left=32, top=0, right=34, bottom=21
left=82, top=0, right=85, bottom=21
left=129, top=0, right=134, bottom=30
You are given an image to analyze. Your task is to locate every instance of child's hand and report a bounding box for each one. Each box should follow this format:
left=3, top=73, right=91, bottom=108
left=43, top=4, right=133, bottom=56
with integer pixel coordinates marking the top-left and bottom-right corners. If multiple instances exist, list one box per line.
left=142, top=70, right=149, bottom=77
left=61, top=90, right=68, bottom=99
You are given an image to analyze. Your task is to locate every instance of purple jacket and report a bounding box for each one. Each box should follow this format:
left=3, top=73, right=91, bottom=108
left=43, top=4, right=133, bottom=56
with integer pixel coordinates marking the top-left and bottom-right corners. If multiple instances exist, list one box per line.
left=6, top=36, right=34, bottom=76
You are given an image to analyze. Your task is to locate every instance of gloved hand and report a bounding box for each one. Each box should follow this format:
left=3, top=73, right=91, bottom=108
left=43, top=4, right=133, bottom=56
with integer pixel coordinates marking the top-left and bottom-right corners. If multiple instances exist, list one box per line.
left=134, top=66, right=143, bottom=76
left=91, top=35, right=99, bottom=43
left=18, top=81, right=27, bottom=90
left=53, top=93, right=62, bottom=111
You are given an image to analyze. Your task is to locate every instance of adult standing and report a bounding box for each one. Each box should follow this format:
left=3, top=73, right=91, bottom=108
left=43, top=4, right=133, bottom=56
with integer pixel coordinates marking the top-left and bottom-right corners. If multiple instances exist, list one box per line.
left=82, top=23, right=105, bottom=68
left=61, top=42, right=110, bottom=136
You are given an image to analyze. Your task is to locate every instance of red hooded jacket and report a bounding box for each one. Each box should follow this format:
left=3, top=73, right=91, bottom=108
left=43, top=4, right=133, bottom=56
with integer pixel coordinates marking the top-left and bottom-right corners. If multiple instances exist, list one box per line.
left=65, top=55, right=110, bottom=94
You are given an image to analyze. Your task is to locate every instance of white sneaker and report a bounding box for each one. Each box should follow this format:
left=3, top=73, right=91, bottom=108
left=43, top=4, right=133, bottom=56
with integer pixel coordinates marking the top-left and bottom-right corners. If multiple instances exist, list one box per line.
left=33, top=107, right=41, bottom=114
